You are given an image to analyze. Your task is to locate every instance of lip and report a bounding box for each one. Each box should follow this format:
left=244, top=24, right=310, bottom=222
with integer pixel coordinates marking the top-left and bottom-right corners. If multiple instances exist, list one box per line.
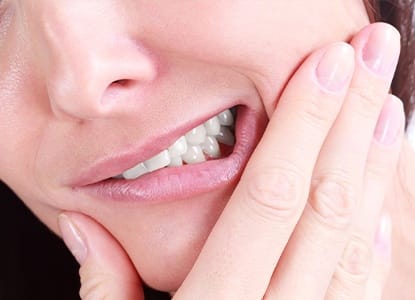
left=75, top=105, right=266, bottom=203
left=70, top=101, right=239, bottom=187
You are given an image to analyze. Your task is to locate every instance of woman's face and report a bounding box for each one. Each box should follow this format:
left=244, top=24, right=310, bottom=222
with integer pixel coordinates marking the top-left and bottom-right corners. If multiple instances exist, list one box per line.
left=1, top=0, right=369, bottom=291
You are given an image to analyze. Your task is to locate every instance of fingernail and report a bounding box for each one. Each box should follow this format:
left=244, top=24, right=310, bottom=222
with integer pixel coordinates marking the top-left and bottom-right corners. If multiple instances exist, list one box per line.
left=374, top=95, right=404, bottom=145
left=362, top=24, right=401, bottom=76
left=58, top=214, right=88, bottom=264
left=316, top=43, right=355, bottom=92
left=375, top=214, right=392, bottom=259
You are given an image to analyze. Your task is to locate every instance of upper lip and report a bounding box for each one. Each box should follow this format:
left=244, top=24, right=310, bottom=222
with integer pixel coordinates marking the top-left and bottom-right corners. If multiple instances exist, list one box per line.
left=69, top=102, right=240, bottom=187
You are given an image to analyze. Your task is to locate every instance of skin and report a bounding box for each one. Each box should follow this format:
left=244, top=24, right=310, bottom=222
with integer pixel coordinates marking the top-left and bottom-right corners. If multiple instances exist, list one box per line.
left=2, top=0, right=414, bottom=297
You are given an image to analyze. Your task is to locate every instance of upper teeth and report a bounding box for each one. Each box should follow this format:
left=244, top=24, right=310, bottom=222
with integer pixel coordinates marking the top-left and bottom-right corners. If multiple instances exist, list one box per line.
left=118, top=109, right=236, bottom=180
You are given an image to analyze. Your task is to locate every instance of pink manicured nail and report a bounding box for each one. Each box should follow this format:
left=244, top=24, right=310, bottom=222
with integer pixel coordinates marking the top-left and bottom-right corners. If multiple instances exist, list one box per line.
left=374, top=95, right=403, bottom=145
left=58, top=214, right=88, bottom=264
left=362, top=25, right=400, bottom=76
left=375, top=214, right=392, bottom=259
left=316, top=43, right=354, bottom=92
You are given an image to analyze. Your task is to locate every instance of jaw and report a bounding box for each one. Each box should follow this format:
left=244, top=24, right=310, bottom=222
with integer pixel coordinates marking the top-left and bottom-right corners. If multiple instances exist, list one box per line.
left=125, top=150, right=240, bottom=291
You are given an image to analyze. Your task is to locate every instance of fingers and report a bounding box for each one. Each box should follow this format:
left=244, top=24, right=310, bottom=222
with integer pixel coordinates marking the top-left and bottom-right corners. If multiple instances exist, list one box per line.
left=175, top=41, right=355, bottom=299
left=263, top=23, right=401, bottom=299
left=353, top=95, right=404, bottom=240
left=325, top=96, right=403, bottom=300
left=58, top=212, right=144, bottom=300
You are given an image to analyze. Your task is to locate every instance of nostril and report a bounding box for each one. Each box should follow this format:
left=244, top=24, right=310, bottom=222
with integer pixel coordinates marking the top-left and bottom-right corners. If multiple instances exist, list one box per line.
left=105, top=79, right=134, bottom=96
left=101, top=79, right=138, bottom=108
left=111, top=79, right=130, bottom=88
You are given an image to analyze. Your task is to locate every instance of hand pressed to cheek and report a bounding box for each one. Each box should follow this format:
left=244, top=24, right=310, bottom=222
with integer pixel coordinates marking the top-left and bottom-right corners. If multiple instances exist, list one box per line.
left=262, top=22, right=401, bottom=300
left=173, top=23, right=402, bottom=300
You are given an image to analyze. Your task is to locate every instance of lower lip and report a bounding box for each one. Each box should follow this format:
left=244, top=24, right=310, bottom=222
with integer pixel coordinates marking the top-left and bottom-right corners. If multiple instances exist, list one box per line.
left=78, top=106, right=265, bottom=204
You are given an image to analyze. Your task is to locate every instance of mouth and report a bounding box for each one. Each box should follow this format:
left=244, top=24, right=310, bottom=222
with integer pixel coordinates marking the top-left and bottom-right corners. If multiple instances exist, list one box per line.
left=75, top=104, right=266, bottom=203
left=115, top=107, right=237, bottom=180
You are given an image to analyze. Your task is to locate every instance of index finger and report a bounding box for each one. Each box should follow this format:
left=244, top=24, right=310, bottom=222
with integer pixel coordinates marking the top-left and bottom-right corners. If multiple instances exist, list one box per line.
left=174, top=43, right=355, bottom=300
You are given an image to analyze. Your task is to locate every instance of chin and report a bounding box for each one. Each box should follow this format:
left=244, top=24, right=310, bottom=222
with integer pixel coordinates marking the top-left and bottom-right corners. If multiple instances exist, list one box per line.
left=116, top=188, right=234, bottom=292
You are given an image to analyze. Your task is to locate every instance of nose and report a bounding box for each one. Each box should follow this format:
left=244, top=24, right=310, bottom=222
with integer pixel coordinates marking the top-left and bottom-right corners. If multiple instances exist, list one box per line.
left=44, top=24, right=157, bottom=120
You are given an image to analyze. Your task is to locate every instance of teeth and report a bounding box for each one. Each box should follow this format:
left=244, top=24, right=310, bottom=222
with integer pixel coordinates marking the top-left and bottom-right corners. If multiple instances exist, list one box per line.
left=185, top=124, right=207, bottom=145
left=144, top=150, right=171, bottom=172
left=122, top=162, right=149, bottom=180
left=201, top=136, right=221, bottom=158
left=168, top=136, right=188, bottom=157
left=217, top=110, right=234, bottom=126
left=169, top=156, right=183, bottom=167
left=182, top=145, right=206, bottom=164
left=203, top=116, right=221, bottom=136
left=115, top=108, right=236, bottom=180
left=216, top=126, right=235, bottom=146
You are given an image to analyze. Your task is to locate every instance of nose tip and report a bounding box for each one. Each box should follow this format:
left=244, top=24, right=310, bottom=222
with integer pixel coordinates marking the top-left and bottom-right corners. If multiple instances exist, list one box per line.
left=47, top=41, right=158, bottom=121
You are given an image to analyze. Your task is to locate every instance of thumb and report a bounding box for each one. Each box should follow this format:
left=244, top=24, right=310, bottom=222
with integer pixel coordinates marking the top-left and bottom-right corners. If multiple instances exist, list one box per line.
left=58, top=212, right=144, bottom=300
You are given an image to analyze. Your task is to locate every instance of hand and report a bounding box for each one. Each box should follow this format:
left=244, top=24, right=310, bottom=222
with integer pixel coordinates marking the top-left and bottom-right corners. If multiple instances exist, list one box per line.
left=57, top=23, right=403, bottom=299
left=382, top=138, right=415, bottom=298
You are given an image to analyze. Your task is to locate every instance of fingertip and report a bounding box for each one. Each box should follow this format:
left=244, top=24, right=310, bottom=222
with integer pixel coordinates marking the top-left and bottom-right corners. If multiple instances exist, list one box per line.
left=58, top=212, right=144, bottom=299
left=315, top=42, right=355, bottom=93
left=363, top=214, right=392, bottom=299
left=373, top=94, right=405, bottom=146
left=374, top=214, right=392, bottom=261
left=57, top=212, right=134, bottom=275
left=58, top=213, right=88, bottom=265
left=351, top=22, right=401, bottom=78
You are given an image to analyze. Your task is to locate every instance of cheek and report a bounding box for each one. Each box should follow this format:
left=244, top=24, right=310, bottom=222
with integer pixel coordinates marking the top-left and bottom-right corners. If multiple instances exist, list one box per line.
left=0, top=79, right=49, bottom=183
left=0, top=18, right=48, bottom=182
left=0, top=58, right=59, bottom=236
left=140, top=1, right=368, bottom=116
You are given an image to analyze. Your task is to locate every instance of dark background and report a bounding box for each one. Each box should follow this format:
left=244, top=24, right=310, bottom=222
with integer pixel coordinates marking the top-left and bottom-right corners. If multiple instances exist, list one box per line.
left=0, top=181, right=81, bottom=300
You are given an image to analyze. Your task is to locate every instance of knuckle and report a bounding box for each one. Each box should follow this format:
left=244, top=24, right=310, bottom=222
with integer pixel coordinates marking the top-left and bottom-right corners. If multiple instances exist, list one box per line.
left=348, top=84, right=381, bottom=119
left=242, top=163, right=304, bottom=222
left=335, top=237, right=372, bottom=284
left=366, top=151, right=395, bottom=179
left=366, top=160, right=390, bottom=180
left=309, top=173, right=356, bottom=230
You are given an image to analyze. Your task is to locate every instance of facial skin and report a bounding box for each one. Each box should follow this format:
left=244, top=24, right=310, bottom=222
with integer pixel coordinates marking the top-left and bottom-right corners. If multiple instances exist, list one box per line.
left=0, top=0, right=369, bottom=292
